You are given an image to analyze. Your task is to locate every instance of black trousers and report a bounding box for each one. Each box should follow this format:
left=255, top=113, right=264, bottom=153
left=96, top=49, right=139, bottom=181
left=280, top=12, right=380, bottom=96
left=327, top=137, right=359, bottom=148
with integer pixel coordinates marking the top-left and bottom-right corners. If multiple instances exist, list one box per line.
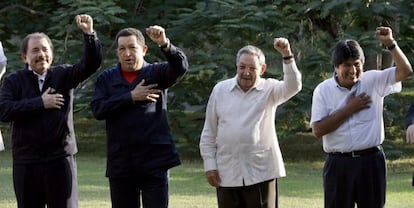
left=13, top=157, right=72, bottom=208
left=109, top=170, right=169, bottom=208
left=324, top=150, right=386, bottom=208
left=412, top=172, right=414, bottom=186
left=217, top=179, right=278, bottom=208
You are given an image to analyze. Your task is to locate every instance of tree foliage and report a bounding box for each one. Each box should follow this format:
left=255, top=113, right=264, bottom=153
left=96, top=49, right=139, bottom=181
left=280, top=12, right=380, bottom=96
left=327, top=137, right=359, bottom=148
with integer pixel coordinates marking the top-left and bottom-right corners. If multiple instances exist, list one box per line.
left=1, top=0, right=413, bottom=156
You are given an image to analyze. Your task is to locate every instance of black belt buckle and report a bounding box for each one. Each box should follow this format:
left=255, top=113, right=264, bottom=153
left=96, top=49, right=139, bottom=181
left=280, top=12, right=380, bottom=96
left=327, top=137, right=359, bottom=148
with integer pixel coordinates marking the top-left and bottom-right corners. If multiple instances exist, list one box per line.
left=352, top=146, right=379, bottom=157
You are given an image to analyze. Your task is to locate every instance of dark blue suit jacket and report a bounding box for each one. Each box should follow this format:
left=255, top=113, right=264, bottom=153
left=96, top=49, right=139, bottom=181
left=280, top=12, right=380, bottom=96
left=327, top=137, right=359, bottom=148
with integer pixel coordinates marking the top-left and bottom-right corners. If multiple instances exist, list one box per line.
left=0, top=33, right=102, bottom=163
left=405, top=104, right=414, bottom=128
left=90, top=44, right=188, bottom=177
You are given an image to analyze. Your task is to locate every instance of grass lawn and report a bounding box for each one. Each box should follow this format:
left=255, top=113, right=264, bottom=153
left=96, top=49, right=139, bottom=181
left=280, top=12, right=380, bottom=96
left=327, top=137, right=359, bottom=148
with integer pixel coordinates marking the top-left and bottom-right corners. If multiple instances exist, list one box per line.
left=1, top=150, right=413, bottom=208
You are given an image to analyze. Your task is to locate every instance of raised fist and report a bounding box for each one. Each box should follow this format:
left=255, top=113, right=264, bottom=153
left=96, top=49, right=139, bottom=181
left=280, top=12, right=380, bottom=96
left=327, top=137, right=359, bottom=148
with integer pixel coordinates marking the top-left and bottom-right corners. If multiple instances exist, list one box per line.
left=145, top=25, right=168, bottom=47
left=274, top=37, right=292, bottom=57
left=375, top=26, right=394, bottom=46
left=75, top=14, right=94, bottom=34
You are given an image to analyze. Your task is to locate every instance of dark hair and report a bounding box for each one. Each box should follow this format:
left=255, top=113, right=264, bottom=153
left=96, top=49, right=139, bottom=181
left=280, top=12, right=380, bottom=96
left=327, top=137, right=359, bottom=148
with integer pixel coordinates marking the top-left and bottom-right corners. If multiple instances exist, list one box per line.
left=21, top=32, right=53, bottom=55
left=115, top=28, right=145, bottom=48
left=331, top=39, right=365, bottom=67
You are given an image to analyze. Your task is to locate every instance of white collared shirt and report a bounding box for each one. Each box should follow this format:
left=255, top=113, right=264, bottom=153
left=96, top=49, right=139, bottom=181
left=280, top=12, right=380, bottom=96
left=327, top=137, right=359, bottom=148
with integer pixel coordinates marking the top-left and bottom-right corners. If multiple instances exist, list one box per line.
left=0, top=41, right=6, bottom=63
left=200, top=61, right=301, bottom=187
left=0, top=41, right=7, bottom=79
left=310, top=67, right=400, bottom=153
left=29, top=66, right=47, bottom=91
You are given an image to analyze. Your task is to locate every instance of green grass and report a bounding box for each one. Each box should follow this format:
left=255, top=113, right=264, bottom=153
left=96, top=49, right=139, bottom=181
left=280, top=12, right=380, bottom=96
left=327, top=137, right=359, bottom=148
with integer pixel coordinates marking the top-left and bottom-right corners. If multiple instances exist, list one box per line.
left=1, top=115, right=414, bottom=207
left=1, top=150, right=414, bottom=208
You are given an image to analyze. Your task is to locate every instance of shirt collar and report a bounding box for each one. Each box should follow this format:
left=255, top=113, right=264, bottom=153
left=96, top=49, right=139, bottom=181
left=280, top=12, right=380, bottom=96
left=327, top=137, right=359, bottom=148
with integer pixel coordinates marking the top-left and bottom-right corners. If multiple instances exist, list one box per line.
left=332, top=72, right=361, bottom=92
left=28, top=66, right=47, bottom=80
left=228, top=76, right=264, bottom=92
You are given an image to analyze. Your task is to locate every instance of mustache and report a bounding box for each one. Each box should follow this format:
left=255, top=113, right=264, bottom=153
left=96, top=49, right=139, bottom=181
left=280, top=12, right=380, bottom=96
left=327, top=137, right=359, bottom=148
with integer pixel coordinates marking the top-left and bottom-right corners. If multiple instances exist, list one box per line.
left=35, top=56, right=48, bottom=62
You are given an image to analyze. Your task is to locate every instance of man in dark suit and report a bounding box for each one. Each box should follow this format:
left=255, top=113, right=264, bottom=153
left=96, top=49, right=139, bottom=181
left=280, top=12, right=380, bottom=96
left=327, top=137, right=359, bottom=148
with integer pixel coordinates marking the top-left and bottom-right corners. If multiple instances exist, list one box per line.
left=90, top=26, right=188, bottom=208
left=0, top=14, right=102, bottom=208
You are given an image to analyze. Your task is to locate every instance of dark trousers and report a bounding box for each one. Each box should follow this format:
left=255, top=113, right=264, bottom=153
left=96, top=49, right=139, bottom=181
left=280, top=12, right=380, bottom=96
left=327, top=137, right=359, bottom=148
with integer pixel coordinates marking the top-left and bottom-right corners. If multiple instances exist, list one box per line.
left=109, top=170, right=169, bottom=208
left=217, top=179, right=278, bottom=208
left=13, top=157, right=72, bottom=208
left=324, top=150, right=386, bottom=208
left=412, top=172, right=414, bottom=186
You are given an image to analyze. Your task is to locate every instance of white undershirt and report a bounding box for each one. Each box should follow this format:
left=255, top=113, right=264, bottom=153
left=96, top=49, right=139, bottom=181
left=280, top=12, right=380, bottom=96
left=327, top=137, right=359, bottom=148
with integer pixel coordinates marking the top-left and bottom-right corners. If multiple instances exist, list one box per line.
left=28, top=66, right=47, bottom=91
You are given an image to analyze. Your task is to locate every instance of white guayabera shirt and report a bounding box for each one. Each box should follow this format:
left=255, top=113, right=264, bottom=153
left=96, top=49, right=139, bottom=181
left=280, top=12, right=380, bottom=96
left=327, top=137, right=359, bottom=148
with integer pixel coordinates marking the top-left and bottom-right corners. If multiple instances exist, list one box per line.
left=0, top=41, right=7, bottom=151
left=200, top=61, right=302, bottom=187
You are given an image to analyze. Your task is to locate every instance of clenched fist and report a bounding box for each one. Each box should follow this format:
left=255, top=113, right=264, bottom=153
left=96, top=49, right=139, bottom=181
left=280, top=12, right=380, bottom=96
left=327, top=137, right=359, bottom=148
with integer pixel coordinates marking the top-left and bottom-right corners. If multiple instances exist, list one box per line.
left=145, top=25, right=169, bottom=47
left=274, top=37, right=293, bottom=59
left=375, top=26, right=394, bottom=47
left=75, top=14, right=94, bottom=35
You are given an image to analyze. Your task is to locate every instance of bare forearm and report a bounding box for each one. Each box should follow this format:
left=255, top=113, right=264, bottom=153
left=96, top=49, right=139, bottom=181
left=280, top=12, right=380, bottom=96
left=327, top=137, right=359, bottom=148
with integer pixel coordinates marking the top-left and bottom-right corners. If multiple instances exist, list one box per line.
left=390, top=43, right=412, bottom=82
left=312, top=107, right=352, bottom=138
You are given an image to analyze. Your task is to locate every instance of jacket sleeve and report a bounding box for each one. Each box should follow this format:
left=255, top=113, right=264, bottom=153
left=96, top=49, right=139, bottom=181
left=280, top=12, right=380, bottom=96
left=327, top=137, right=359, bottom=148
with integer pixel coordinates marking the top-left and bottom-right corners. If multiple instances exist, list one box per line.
left=405, top=104, right=414, bottom=128
left=63, top=33, right=102, bottom=88
left=90, top=72, right=134, bottom=120
left=0, top=74, right=44, bottom=122
left=157, top=43, right=189, bottom=89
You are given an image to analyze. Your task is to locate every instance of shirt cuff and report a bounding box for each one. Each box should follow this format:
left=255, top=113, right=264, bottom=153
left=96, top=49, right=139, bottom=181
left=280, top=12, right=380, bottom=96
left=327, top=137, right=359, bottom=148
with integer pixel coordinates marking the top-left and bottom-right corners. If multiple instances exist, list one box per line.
left=203, top=158, right=217, bottom=172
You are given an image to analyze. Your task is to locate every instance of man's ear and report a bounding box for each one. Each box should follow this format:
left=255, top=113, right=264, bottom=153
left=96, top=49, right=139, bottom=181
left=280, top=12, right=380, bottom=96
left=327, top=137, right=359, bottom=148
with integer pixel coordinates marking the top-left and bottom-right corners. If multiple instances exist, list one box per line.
left=260, top=64, right=267, bottom=75
left=334, top=66, right=339, bottom=75
left=21, top=54, right=26, bottom=62
left=142, top=45, right=148, bottom=56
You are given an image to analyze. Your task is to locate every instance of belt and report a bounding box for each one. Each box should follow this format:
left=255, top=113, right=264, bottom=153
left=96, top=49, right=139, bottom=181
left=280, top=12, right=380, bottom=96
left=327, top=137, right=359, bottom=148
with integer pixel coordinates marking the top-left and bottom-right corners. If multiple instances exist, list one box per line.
left=329, top=146, right=381, bottom=158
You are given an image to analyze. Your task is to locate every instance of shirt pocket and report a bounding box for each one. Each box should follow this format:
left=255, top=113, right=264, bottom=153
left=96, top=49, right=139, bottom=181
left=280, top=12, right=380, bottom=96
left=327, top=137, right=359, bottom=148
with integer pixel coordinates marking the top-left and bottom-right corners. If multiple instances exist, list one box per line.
left=246, top=147, right=274, bottom=179
left=216, top=101, right=236, bottom=118
left=353, top=106, right=375, bottom=123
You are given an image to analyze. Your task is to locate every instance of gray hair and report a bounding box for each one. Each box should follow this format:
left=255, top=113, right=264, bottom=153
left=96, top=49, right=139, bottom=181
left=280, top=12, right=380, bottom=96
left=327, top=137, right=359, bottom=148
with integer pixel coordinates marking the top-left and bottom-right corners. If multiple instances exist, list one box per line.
left=236, top=45, right=266, bottom=66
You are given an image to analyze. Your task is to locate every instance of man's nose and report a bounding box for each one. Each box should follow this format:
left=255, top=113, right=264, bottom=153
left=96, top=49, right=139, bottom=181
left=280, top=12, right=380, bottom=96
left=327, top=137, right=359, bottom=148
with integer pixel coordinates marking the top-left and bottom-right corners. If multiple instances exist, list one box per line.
left=125, top=49, right=132, bottom=56
left=352, top=65, right=358, bottom=73
left=39, top=50, right=46, bottom=57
